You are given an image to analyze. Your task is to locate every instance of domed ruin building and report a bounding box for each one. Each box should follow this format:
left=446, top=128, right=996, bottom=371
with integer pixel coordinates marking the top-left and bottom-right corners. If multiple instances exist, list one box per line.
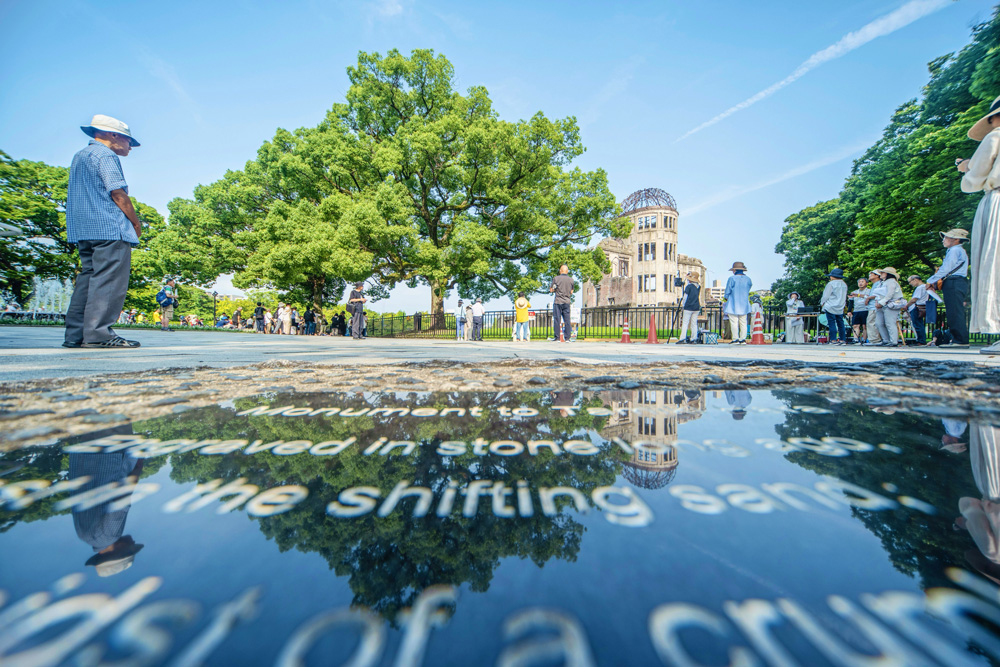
left=582, top=187, right=706, bottom=307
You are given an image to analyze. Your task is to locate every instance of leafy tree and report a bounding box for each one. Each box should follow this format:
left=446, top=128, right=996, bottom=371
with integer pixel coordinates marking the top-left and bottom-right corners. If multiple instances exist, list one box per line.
left=773, top=7, right=1000, bottom=297
left=0, top=151, right=73, bottom=304
left=159, top=49, right=626, bottom=314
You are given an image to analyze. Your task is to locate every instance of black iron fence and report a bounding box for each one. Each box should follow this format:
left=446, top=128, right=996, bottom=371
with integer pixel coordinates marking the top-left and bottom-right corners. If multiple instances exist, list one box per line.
left=363, top=304, right=999, bottom=344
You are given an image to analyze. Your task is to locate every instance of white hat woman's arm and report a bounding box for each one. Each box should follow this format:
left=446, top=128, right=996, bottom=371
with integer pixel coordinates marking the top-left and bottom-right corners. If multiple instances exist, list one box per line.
left=962, top=130, right=1000, bottom=193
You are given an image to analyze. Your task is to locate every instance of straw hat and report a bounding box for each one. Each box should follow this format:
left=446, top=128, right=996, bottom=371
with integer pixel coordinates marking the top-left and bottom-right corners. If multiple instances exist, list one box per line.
left=941, top=228, right=970, bottom=241
left=880, top=267, right=899, bottom=279
left=81, top=114, right=140, bottom=146
left=969, top=95, right=1000, bottom=141
left=729, top=261, right=747, bottom=272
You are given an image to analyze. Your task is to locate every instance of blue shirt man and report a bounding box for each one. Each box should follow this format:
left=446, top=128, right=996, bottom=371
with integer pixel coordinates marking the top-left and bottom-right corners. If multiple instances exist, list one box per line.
left=723, top=261, right=753, bottom=344
left=63, top=115, right=143, bottom=349
left=926, top=228, right=970, bottom=346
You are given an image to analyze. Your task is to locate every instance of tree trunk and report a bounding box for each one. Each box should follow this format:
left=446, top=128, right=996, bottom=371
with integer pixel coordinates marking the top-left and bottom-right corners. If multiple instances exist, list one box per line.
left=311, top=275, right=325, bottom=313
left=430, top=278, right=446, bottom=318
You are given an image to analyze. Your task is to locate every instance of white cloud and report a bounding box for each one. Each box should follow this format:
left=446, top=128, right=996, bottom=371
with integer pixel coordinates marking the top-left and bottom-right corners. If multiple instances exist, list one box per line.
left=684, top=140, right=871, bottom=216
left=372, top=0, right=405, bottom=18
left=676, top=0, right=952, bottom=142
left=578, top=57, right=645, bottom=128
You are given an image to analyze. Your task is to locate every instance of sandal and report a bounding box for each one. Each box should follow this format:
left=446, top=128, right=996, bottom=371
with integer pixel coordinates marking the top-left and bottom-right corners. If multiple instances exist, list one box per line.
left=83, top=336, right=141, bottom=348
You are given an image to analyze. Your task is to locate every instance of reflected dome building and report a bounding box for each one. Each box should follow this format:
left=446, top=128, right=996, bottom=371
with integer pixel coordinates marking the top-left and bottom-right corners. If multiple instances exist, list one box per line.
left=582, top=187, right=706, bottom=307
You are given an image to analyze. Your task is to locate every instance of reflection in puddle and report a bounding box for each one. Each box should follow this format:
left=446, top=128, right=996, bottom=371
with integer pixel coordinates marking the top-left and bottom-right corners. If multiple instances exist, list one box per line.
left=1, top=390, right=1000, bottom=665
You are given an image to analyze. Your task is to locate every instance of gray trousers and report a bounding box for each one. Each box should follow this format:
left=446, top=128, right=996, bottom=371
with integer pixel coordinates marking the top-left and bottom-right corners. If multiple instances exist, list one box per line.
left=65, top=240, right=132, bottom=344
left=350, top=310, right=364, bottom=338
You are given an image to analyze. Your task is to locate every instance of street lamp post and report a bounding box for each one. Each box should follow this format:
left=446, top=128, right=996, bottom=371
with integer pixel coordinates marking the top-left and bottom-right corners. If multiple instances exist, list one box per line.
left=212, top=291, right=218, bottom=324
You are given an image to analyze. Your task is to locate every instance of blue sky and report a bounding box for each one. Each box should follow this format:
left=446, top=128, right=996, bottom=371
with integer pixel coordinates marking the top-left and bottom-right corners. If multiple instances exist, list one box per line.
left=1, top=0, right=996, bottom=311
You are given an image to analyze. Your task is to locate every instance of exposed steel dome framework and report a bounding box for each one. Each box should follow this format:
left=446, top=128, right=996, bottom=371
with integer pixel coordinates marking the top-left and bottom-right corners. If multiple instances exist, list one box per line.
left=619, top=188, right=678, bottom=213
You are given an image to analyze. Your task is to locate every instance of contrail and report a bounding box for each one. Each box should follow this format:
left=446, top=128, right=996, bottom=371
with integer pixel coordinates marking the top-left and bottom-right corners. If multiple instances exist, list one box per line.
left=675, top=0, right=953, bottom=142
left=684, top=140, right=871, bottom=216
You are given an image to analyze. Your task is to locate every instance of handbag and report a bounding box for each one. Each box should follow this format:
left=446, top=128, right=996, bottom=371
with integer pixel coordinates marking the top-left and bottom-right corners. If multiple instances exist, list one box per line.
left=885, top=297, right=907, bottom=311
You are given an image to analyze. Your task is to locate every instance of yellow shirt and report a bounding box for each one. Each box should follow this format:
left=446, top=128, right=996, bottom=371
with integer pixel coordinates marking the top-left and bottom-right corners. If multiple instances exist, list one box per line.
left=515, top=298, right=531, bottom=322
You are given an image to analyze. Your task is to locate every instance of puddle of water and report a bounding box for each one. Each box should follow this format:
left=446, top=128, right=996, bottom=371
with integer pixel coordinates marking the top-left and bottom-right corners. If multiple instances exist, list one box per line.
left=0, top=389, right=998, bottom=665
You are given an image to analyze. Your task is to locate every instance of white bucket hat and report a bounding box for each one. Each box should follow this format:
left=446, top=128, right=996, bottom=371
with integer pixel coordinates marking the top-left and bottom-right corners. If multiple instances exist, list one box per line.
left=81, top=114, right=140, bottom=146
left=969, top=95, right=1000, bottom=142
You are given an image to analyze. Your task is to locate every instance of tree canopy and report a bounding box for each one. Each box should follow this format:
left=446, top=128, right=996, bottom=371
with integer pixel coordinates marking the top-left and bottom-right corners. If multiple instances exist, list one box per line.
left=772, top=8, right=1000, bottom=303
left=0, top=150, right=162, bottom=307
left=154, top=49, right=626, bottom=313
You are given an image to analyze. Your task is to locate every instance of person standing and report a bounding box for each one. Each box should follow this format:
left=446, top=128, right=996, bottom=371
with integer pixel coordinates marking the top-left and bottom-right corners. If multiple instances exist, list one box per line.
left=677, top=272, right=701, bottom=344
left=548, top=265, right=574, bottom=342
left=848, top=278, right=869, bottom=343
left=957, top=95, right=1000, bottom=355
left=873, top=267, right=905, bottom=347
left=264, top=308, right=274, bottom=333
left=348, top=282, right=367, bottom=339
left=819, top=268, right=848, bottom=345
left=785, top=291, right=805, bottom=344
left=926, top=229, right=970, bottom=348
left=63, top=115, right=143, bottom=349
left=253, top=302, right=265, bottom=333
left=471, top=297, right=485, bottom=341
left=863, top=270, right=884, bottom=345
left=455, top=300, right=466, bottom=341
left=464, top=300, right=474, bottom=341
left=233, top=307, right=243, bottom=330
left=514, top=292, right=531, bottom=342
left=156, top=278, right=179, bottom=332
left=723, top=262, right=752, bottom=344
left=905, top=275, right=930, bottom=345
left=290, top=307, right=299, bottom=335
left=303, top=307, right=315, bottom=335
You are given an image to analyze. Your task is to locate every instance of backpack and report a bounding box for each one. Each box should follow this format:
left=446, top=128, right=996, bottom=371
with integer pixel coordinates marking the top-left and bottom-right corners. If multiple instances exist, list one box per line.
left=155, top=289, right=169, bottom=306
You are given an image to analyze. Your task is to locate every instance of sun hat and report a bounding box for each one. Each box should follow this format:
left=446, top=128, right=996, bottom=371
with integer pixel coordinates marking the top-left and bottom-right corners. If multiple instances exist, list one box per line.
left=81, top=114, right=140, bottom=146
left=476, top=297, right=483, bottom=303
left=969, top=95, right=1000, bottom=141
left=729, top=261, right=747, bottom=272
left=880, top=267, right=899, bottom=279
left=827, top=268, right=844, bottom=279
left=84, top=538, right=143, bottom=577
left=941, top=228, right=970, bottom=241
left=906, top=275, right=921, bottom=282
left=788, top=291, right=800, bottom=299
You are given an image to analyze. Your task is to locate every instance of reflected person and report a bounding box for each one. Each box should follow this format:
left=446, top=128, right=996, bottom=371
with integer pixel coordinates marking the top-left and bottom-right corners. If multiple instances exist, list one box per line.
left=70, top=449, right=144, bottom=577
left=958, top=422, right=1000, bottom=580
left=941, top=418, right=968, bottom=454
left=725, top=389, right=751, bottom=420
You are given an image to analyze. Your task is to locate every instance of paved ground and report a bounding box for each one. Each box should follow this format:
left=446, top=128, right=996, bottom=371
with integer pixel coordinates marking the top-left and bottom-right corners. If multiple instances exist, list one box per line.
left=1, top=325, right=997, bottom=382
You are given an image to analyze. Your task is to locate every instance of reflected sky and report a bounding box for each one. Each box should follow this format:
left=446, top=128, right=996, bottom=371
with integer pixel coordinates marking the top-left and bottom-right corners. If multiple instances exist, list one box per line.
left=0, top=389, right=997, bottom=666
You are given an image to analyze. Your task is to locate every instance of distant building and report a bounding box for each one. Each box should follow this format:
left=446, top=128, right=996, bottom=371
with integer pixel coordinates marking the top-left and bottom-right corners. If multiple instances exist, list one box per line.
left=581, top=188, right=706, bottom=307
left=707, top=279, right=725, bottom=304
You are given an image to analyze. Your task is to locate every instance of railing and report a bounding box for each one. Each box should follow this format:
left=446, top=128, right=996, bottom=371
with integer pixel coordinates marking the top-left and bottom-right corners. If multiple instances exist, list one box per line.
left=363, top=304, right=999, bottom=344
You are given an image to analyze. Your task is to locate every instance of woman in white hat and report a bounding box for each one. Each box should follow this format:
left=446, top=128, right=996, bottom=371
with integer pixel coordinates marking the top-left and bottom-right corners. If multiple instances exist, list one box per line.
left=958, top=94, right=1000, bottom=354
left=872, top=267, right=904, bottom=347
left=784, top=291, right=805, bottom=344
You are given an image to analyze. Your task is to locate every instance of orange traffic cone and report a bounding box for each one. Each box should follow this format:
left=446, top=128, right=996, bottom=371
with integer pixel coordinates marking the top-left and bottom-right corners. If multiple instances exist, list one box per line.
left=646, top=313, right=659, bottom=344
left=750, top=309, right=766, bottom=345
left=619, top=316, right=632, bottom=343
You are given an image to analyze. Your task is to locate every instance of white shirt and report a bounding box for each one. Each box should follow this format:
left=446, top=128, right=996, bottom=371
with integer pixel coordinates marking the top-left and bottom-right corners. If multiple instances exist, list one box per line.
left=471, top=303, right=485, bottom=317
left=962, top=128, right=1000, bottom=193
left=820, top=280, right=847, bottom=315
left=911, top=284, right=929, bottom=305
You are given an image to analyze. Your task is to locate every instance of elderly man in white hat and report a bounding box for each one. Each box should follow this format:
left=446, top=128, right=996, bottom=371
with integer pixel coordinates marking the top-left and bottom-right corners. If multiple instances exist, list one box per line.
left=926, top=229, right=970, bottom=348
left=957, top=94, right=1000, bottom=355
left=63, top=114, right=142, bottom=349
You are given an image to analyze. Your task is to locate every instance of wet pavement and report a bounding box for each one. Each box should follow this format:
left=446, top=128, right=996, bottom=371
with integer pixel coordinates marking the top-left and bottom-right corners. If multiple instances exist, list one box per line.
left=2, top=325, right=998, bottom=383
left=4, top=384, right=1000, bottom=665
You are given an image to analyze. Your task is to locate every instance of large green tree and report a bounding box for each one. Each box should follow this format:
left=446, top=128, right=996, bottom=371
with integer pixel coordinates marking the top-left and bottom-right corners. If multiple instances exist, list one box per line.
left=0, top=151, right=74, bottom=304
left=773, top=8, right=1000, bottom=301
left=161, top=49, right=626, bottom=314
left=0, top=150, right=163, bottom=307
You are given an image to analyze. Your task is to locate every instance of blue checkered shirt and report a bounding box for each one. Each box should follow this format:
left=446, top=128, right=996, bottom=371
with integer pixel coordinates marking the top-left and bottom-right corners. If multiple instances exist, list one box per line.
left=66, top=140, right=139, bottom=246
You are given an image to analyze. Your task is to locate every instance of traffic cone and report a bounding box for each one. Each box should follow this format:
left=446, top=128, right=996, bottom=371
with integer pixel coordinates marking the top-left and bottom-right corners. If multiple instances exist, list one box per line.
left=619, top=316, right=632, bottom=343
left=750, top=309, right=766, bottom=345
left=559, top=327, right=565, bottom=342
left=646, top=313, right=659, bottom=344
